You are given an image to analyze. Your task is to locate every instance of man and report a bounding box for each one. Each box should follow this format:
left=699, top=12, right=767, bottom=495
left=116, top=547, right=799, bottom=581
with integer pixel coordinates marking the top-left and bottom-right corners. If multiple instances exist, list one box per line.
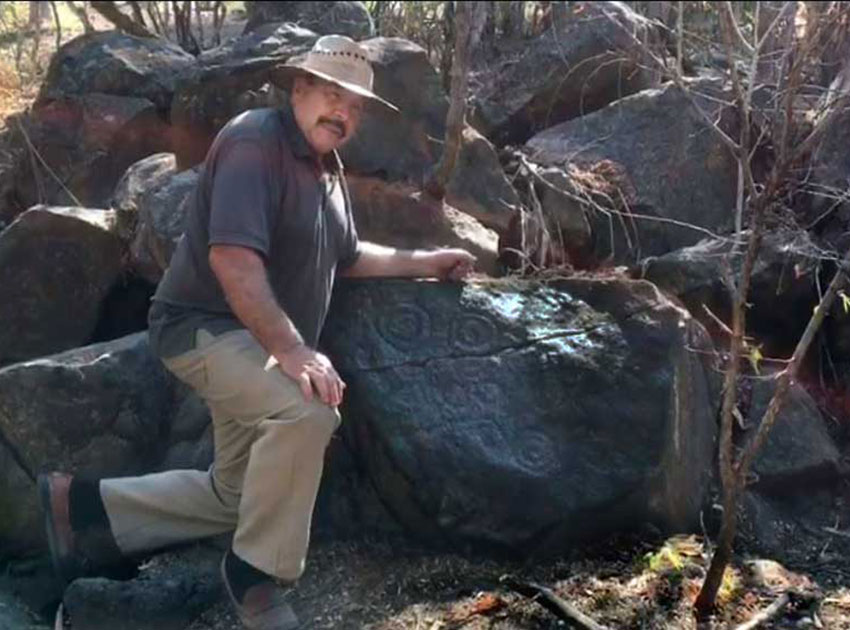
left=38, top=35, right=474, bottom=630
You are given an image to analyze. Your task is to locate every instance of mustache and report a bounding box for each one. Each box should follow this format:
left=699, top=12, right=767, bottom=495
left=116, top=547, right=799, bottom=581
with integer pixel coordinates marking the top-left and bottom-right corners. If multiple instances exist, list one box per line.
left=317, top=117, right=347, bottom=137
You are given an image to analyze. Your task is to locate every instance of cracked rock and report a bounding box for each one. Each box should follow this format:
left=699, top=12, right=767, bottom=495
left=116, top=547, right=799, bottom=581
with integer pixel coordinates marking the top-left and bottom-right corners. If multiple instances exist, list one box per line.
left=321, top=277, right=718, bottom=550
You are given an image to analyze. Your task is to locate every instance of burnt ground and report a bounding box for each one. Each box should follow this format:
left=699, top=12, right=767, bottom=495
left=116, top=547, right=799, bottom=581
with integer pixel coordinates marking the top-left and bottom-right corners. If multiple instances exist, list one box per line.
left=5, top=498, right=850, bottom=629
left=188, top=530, right=850, bottom=630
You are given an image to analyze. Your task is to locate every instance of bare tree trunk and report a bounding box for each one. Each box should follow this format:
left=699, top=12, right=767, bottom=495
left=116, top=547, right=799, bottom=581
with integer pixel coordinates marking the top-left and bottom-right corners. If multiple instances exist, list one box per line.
left=501, top=1, right=525, bottom=39
left=195, top=0, right=205, bottom=49
left=212, top=0, right=226, bottom=46
left=28, top=1, right=46, bottom=27
left=128, top=1, right=147, bottom=27
left=425, top=1, right=485, bottom=201
left=756, top=1, right=797, bottom=87
left=90, top=0, right=158, bottom=38
left=64, top=1, right=93, bottom=33
left=172, top=0, right=199, bottom=53
left=49, top=0, right=62, bottom=49
left=440, top=0, right=454, bottom=95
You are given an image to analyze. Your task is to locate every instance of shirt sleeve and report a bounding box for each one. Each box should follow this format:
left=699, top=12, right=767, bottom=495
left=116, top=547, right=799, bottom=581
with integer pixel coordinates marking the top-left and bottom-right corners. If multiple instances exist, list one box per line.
left=336, top=174, right=361, bottom=270
left=208, top=138, right=276, bottom=257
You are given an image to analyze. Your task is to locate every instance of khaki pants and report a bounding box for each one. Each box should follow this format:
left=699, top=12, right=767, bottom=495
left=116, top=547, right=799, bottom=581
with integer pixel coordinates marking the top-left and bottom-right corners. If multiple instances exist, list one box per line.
left=100, top=328, right=340, bottom=582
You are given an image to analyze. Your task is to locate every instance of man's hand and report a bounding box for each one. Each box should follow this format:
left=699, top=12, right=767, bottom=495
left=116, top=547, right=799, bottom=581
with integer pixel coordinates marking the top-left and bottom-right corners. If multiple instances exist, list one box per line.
left=267, top=345, right=346, bottom=407
left=426, top=249, right=476, bottom=280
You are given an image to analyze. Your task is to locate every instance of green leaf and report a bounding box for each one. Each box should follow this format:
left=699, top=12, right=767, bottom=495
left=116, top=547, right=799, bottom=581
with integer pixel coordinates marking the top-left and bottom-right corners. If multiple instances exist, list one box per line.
left=840, top=290, right=850, bottom=315
left=748, top=345, right=763, bottom=375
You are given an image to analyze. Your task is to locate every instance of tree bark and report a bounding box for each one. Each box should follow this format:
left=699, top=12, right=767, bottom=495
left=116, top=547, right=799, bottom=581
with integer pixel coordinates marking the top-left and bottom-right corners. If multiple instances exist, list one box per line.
left=90, top=1, right=158, bottom=38
left=425, top=1, right=485, bottom=201
left=64, top=1, right=93, bottom=33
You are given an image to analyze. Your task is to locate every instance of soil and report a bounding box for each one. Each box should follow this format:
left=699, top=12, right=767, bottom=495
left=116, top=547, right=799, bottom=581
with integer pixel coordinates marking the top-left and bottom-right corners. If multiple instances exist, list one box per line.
left=8, top=529, right=842, bottom=630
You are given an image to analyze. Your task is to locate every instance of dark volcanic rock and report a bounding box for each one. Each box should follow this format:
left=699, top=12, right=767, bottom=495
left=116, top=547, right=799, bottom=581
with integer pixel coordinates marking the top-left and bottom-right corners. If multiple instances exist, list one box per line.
left=171, top=25, right=316, bottom=170
left=0, top=334, right=178, bottom=551
left=526, top=79, right=738, bottom=264
left=37, top=30, right=196, bottom=112
left=806, top=105, right=850, bottom=251
left=346, top=175, right=499, bottom=275
left=0, top=206, right=124, bottom=365
left=638, top=230, right=821, bottom=354
left=0, top=333, right=175, bottom=479
left=112, top=153, right=200, bottom=283
left=322, top=277, right=717, bottom=550
left=472, top=1, right=659, bottom=146
left=244, top=1, right=374, bottom=39
left=11, top=93, right=171, bottom=211
left=748, top=379, right=840, bottom=490
left=64, top=545, right=222, bottom=630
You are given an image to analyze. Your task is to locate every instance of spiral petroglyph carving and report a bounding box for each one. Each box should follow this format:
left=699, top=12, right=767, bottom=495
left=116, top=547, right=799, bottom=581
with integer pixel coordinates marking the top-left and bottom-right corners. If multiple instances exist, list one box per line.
left=376, top=303, right=431, bottom=351
left=449, top=313, right=498, bottom=353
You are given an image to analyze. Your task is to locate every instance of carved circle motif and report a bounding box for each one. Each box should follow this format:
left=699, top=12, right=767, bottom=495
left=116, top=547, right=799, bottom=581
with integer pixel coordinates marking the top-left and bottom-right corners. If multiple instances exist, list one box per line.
left=449, top=313, right=498, bottom=353
left=376, top=303, right=431, bottom=351
left=514, top=429, right=555, bottom=473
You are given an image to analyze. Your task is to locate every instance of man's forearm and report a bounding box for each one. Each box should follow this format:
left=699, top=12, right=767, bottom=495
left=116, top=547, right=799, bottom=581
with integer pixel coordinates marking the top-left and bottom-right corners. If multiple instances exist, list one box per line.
left=340, top=241, right=434, bottom=278
left=209, top=246, right=304, bottom=356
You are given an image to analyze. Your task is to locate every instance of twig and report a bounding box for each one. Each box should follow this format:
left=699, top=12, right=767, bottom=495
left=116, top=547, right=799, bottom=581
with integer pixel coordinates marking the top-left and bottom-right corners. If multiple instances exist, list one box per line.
left=733, top=592, right=790, bottom=630
left=502, top=578, right=612, bottom=630
left=822, top=526, right=850, bottom=539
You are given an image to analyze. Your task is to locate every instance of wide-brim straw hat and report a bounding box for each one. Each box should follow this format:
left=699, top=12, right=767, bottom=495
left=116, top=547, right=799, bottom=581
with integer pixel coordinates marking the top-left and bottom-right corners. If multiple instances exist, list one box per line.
left=272, top=35, right=399, bottom=112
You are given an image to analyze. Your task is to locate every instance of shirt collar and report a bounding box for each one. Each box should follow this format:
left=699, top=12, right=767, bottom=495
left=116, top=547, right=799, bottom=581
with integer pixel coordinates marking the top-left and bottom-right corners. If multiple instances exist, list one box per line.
left=279, top=100, right=315, bottom=161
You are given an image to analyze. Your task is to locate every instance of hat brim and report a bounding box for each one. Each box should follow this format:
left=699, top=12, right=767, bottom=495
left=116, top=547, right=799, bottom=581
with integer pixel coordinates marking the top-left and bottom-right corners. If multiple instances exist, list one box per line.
left=272, top=64, right=399, bottom=113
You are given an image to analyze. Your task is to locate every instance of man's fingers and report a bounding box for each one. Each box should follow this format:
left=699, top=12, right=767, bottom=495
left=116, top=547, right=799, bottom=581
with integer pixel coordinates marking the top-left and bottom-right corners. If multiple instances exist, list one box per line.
left=298, top=372, right=313, bottom=401
left=311, top=370, right=334, bottom=406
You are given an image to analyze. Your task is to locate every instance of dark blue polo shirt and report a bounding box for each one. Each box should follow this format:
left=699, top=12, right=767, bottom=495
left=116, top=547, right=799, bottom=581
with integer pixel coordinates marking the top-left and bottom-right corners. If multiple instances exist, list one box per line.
left=148, top=103, right=360, bottom=358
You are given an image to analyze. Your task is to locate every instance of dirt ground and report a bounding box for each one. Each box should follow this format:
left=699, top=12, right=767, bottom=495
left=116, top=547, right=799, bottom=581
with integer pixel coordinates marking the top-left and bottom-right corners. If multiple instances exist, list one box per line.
left=177, top=532, right=850, bottom=630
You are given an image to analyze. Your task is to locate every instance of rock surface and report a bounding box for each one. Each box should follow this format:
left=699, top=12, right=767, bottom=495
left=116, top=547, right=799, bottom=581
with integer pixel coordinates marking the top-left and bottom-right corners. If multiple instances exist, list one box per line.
left=113, top=153, right=200, bottom=283
left=64, top=545, right=222, bottom=630
left=346, top=175, right=499, bottom=275
left=11, top=93, right=171, bottom=211
left=472, top=1, right=659, bottom=145
left=321, top=277, right=717, bottom=549
left=244, top=1, right=374, bottom=40
left=526, top=79, right=738, bottom=264
left=748, top=379, right=840, bottom=489
left=0, top=206, right=124, bottom=365
left=0, top=334, right=179, bottom=551
left=37, top=30, right=196, bottom=112
left=638, top=230, right=821, bottom=353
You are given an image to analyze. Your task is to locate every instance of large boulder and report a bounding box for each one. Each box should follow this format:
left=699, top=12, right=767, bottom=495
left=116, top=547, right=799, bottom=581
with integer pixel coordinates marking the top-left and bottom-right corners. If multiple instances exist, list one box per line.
left=37, top=30, right=196, bottom=112
left=321, top=277, right=717, bottom=549
left=0, top=206, right=124, bottom=365
left=747, top=379, right=840, bottom=490
left=244, top=1, right=374, bottom=40
left=64, top=546, right=222, bottom=630
left=637, top=230, right=821, bottom=354
left=0, top=334, right=195, bottom=553
left=526, top=79, right=739, bottom=264
left=805, top=105, right=850, bottom=252
left=471, top=1, right=659, bottom=146
left=113, top=153, right=200, bottom=283
left=10, top=93, right=171, bottom=210
left=346, top=175, right=499, bottom=275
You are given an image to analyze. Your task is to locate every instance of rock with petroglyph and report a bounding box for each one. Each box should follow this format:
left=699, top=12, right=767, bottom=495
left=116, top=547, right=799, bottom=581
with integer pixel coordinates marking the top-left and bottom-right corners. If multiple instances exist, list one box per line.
left=321, top=277, right=717, bottom=549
